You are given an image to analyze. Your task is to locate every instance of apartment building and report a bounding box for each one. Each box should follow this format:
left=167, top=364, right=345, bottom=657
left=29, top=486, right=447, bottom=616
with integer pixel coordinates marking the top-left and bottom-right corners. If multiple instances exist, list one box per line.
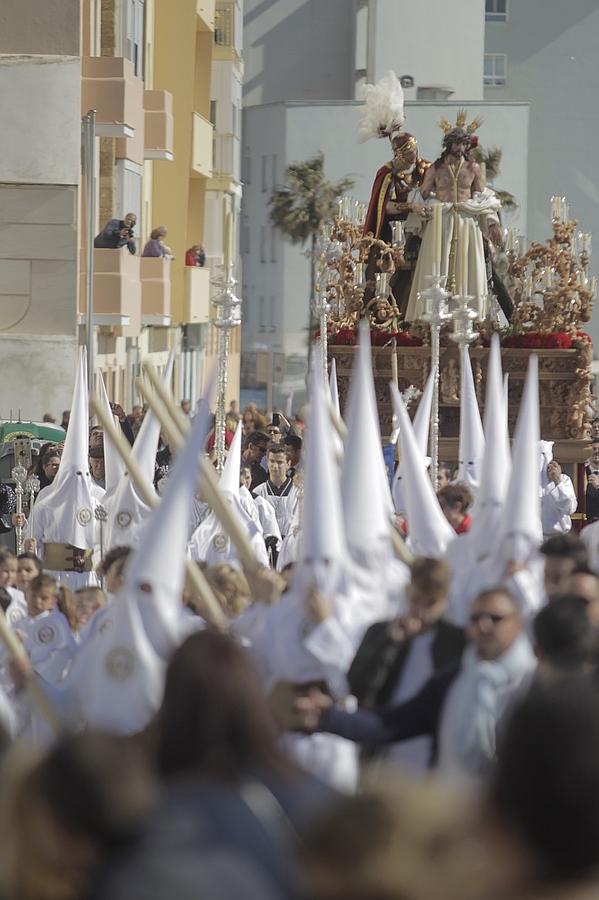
left=0, top=0, right=241, bottom=417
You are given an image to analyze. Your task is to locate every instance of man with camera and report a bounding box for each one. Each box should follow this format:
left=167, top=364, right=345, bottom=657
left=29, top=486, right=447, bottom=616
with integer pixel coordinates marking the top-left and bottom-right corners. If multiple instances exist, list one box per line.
left=94, top=211, right=137, bottom=255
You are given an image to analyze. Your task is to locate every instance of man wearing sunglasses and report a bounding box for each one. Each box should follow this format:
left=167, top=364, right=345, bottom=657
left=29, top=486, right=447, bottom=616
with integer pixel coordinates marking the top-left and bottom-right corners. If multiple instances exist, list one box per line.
left=293, top=587, right=535, bottom=780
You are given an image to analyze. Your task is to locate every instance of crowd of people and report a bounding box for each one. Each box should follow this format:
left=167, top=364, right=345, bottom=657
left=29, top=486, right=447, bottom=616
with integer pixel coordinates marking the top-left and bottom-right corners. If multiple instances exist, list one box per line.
left=1, top=332, right=599, bottom=900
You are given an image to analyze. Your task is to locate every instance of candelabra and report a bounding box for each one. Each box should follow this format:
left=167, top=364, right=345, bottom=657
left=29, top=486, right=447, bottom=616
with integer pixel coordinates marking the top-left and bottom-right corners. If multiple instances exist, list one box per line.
left=419, top=275, right=451, bottom=489
left=449, top=294, right=477, bottom=353
left=508, top=195, right=596, bottom=335
left=211, top=267, right=242, bottom=471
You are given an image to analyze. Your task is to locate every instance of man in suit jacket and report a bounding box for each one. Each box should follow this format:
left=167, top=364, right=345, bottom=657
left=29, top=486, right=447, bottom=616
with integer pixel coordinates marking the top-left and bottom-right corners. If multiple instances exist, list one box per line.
left=347, top=557, right=466, bottom=771
left=297, top=587, right=535, bottom=781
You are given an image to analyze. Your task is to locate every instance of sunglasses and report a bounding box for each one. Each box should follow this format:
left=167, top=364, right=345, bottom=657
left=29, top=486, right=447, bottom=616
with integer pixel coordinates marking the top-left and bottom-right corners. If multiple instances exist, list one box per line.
left=469, top=612, right=514, bottom=625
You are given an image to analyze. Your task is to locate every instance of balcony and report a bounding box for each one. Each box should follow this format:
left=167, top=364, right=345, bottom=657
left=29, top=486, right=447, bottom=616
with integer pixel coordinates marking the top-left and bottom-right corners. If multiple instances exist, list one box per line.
left=80, top=249, right=141, bottom=336
left=197, top=0, right=215, bottom=31
left=191, top=113, right=213, bottom=178
left=214, top=1, right=234, bottom=47
left=141, top=257, right=172, bottom=326
left=182, top=266, right=211, bottom=323
left=213, top=132, right=240, bottom=179
left=144, top=90, right=174, bottom=161
left=81, top=56, right=145, bottom=165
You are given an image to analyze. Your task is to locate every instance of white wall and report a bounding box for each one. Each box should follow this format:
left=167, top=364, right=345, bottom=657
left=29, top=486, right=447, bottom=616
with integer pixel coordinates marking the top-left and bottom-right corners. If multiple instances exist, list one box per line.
left=371, top=0, right=486, bottom=101
left=0, top=56, right=81, bottom=185
left=0, top=334, right=78, bottom=419
left=243, top=0, right=354, bottom=106
left=484, top=0, right=599, bottom=344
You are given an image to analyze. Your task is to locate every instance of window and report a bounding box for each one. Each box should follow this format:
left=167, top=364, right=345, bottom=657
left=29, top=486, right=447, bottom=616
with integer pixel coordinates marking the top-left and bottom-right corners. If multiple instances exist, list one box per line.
left=240, top=224, right=250, bottom=255
left=259, top=296, right=265, bottom=331
left=260, top=225, right=266, bottom=263
left=123, top=0, right=145, bottom=77
left=271, top=154, right=277, bottom=188
left=484, top=53, right=507, bottom=86
left=485, top=0, right=508, bottom=22
left=261, top=155, right=268, bottom=192
left=270, top=226, right=277, bottom=263
left=242, top=148, right=251, bottom=184
left=209, top=100, right=217, bottom=127
left=269, top=296, right=276, bottom=332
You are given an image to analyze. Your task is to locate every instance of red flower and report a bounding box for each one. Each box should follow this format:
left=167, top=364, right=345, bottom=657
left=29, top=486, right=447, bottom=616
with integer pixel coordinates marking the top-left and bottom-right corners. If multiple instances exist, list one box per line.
left=502, top=332, right=573, bottom=350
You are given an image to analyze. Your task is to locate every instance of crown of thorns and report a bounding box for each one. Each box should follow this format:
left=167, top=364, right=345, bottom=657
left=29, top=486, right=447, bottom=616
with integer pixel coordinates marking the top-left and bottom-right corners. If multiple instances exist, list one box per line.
left=438, top=109, right=483, bottom=136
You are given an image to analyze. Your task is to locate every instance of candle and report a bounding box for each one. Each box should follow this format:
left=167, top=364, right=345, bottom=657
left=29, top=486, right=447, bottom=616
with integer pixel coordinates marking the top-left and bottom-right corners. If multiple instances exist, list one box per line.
left=223, top=211, right=232, bottom=270
left=337, top=197, right=344, bottom=218
left=432, top=204, right=442, bottom=275
left=391, top=338, right=398, bottom=387
left=459, top=218, right=469, bottom=296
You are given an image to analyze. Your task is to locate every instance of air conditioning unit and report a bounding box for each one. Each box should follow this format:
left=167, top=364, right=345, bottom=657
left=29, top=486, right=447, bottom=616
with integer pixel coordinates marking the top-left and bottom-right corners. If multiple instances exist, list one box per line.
left=416, top=85, right=455, bottom=100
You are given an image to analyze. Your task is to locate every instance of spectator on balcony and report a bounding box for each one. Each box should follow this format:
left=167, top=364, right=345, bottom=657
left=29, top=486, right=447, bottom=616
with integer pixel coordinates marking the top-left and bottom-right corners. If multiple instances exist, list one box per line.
left=185, top=243, right=206, bottom=267
left=94, top=212, right=137, bottom=255
left=142, top=225, right=173, bottom=259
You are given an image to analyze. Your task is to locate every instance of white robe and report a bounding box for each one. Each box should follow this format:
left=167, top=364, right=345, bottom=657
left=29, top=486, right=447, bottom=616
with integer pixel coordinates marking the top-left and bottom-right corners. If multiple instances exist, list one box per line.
left=406, top=190, right=501, bottom=321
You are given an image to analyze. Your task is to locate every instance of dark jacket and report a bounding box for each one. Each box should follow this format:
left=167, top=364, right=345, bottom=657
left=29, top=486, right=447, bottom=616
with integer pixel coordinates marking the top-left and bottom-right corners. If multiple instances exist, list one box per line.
left=348, top=618, right=466, bottom=709
left=322, top=664, right=461, bottom=768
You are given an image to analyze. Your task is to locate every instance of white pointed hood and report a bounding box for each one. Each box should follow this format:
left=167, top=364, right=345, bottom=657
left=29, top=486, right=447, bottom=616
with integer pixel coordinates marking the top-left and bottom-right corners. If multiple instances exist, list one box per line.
left=494, top=354, right=542, bottom=567
left=121, top=394, right=213, bottom=658
left=467, top=334, right=512, bottom=561
left=329, top=357, right=341, bottom=418
left=391, top=381, right=455, bottom=557
left=341, top=321, right=392, bottom=557
left=392, top=366, right=435, bottom=515
left=219, top=421, right=243, bottom=497
left=97, top=375, right=126, bottom=494
left=35, top=348, right=98, bottom=548
left=134, top=348, right=175, bottom=485
left=300, top=366, right=348, bottom=569
left=105, top=349, right=175, bottom=551
left=456, top=345, right=485, bottom=490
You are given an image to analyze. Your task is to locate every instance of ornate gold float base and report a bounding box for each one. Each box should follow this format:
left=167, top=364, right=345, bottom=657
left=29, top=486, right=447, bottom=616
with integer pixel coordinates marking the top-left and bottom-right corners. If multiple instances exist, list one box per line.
left=330, top=344, right=593, bottom=459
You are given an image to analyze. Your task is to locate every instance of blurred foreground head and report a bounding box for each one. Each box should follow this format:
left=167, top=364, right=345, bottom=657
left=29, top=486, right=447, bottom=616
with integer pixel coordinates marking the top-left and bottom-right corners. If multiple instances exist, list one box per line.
left=301, top=773, right=483, bottom=900
left=489, top=675, right=599, bottom=886
left=0, top=733, right=155, bottom=900
left=157, top=630, right=292, bottom=782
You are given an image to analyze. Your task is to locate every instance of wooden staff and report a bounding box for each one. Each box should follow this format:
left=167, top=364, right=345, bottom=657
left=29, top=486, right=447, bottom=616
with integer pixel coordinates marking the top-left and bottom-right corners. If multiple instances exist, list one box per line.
left=90, top=397, right=227, bottom=628
left=0, top=610, right=65, bottom=735
left=140, top=362, right=262, bottom=575
left=389, top=524, right=414, bottom=566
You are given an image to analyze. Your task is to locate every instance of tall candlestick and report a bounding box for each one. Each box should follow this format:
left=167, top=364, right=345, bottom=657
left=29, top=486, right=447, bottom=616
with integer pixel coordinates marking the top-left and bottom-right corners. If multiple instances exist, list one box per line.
left=459, top=219, right=469, bottom=297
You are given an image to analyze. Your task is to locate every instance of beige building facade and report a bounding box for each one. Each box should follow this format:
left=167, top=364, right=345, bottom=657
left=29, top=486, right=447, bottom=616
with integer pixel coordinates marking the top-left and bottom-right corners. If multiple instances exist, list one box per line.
left=0, top=0, right=241, bottom=419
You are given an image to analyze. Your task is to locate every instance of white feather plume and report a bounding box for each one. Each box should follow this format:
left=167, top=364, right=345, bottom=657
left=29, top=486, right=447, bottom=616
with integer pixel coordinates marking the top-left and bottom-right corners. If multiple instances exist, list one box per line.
left=357, top=71, right=405, bottom=143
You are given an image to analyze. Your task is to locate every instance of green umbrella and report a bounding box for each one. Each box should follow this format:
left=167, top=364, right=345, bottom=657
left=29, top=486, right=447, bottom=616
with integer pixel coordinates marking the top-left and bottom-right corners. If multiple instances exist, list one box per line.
left=0, top=422, right=66, bottom=444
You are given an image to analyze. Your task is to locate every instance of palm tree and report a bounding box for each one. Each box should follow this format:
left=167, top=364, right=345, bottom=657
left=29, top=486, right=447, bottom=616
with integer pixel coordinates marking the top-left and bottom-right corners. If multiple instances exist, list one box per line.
left=269, top=153, right=354, bottom=311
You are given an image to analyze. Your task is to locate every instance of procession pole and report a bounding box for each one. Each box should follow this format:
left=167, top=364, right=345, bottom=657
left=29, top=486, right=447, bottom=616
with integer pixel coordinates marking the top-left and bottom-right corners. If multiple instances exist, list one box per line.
left=120, top=373, right=263, bottom=576
left=90, top=397, right=227, bottom=628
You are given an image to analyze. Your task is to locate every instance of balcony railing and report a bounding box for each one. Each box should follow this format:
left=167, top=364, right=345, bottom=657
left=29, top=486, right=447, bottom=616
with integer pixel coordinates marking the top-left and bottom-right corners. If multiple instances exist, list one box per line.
left=80, top=248, right=142, bottom=336
left=212, top=132, right=241, bottom=182
left=214, top=2, right=234, bottom=46
left=191, top=113, right=214, bottom=177
left=182, top=266, right=211, bottom=323
left=81, top=57, right=145, bottom=164
left=144, top=89, right=174, bottom=161
left=141, top=257, right=172, bottom=325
